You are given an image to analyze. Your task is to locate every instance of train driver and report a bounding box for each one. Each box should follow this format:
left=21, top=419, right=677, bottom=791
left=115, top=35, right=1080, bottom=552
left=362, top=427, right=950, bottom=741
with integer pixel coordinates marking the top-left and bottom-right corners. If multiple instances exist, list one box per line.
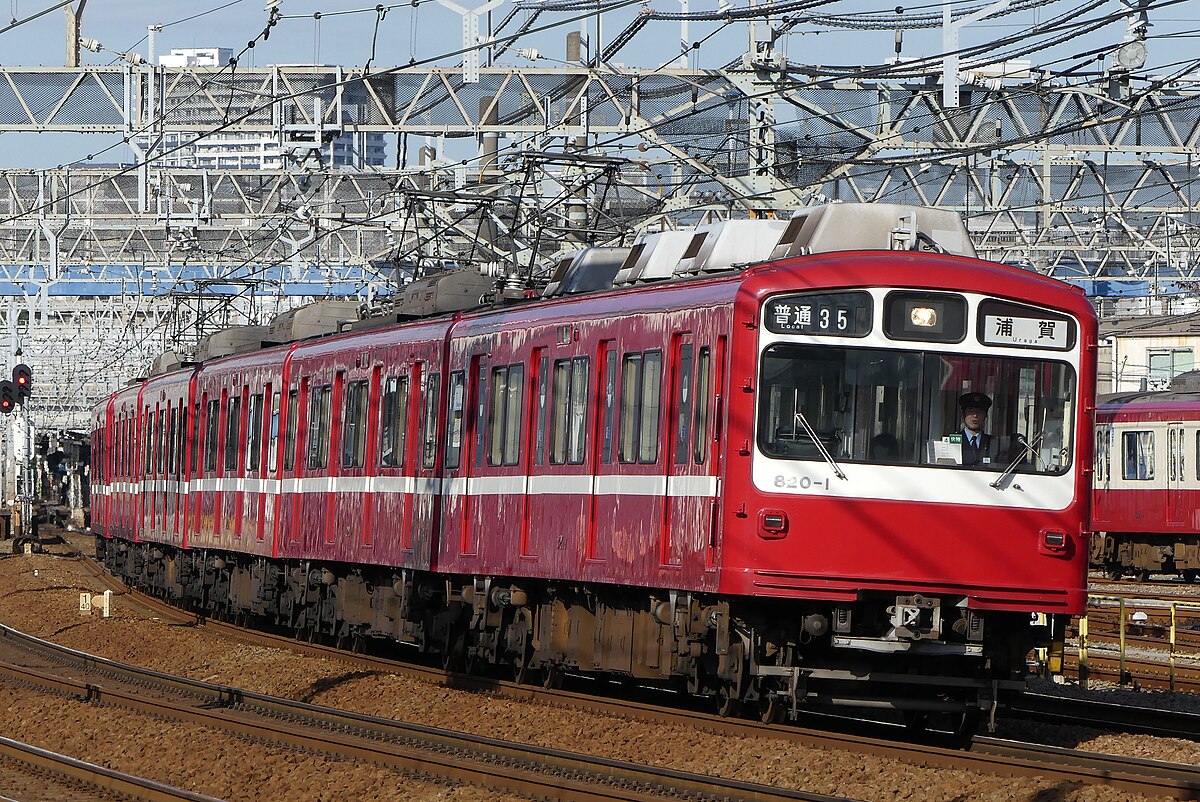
left=956, top=391, right=996, bottom=467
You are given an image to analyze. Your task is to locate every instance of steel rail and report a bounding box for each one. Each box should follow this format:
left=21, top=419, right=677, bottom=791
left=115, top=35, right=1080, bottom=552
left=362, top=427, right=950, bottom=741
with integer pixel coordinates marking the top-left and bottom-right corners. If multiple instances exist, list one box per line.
left=0, top=734, right=224, bottom=802
left=73, top=555, right=1200, bottom=799
left=0, top=625, right=851, bottom=802
left=1010, top=692, right=1200, bottom=741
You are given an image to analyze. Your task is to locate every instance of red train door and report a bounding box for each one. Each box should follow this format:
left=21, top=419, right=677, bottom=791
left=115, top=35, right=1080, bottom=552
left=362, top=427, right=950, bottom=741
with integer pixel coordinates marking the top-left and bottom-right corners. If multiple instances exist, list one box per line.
left=1168, top=422, right=1186, bottom=526
left=411, top=365, right=441, bottom=562
left=663, top=337, right=720, bottom=582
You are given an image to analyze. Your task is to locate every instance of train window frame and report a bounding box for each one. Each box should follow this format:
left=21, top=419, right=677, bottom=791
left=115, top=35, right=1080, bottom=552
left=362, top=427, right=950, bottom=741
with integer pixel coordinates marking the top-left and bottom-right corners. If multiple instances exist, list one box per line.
left=204, top=399, right=220, bottom=472
left=340, top=379, right=369, bottom=469
left=487, top=363, right=525, bottom=467
left=283, top=389, right=299, bottom=471
left=618, top=353, right=642, bottom=464
left=550, top=359, right=571, bottom=464
left=674, top=343, right=694, bottom=465
left=380, top=376, right=409, bottom=469
left=1121, top=430, right=1154, bottom=481
left=693, top=347, right=711, bottom=464
left=190, top=402, right=200, bottom=474
left=534, top=354, right=549, bottom=466
left=246, top=393, right=264, bottom=472
left=601, top=346, right=617, bottom=464
left=268, top=391, right=281, bottom=473
left=143, top=407, right=152, bottom=475
left=568, top=358, right=589, bottom=464
left=156, top=408, right=166, bottom=474
left=421, top=372, right=442, bottom=469
left=306, top=384, right=332, bottom=470
left=445, top=371, right=466, bottom=470
left=639, top=351, right=663, bottom=464
left=168, top=406, right=179, bottom=476
left=224, top=395, right=243, bottom=473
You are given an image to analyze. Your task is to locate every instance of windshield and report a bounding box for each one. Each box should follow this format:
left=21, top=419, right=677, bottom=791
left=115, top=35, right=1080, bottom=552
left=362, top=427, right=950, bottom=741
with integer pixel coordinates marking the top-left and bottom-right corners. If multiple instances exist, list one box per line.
left=758, top=344, right=1075, bottom=474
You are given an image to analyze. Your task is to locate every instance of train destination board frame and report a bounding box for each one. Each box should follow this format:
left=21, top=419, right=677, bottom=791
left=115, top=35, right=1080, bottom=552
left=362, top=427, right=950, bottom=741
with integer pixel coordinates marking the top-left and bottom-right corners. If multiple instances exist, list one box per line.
left=764, top=291, right=872, bottom=337
left=977, top=299, right=1076, bottom=351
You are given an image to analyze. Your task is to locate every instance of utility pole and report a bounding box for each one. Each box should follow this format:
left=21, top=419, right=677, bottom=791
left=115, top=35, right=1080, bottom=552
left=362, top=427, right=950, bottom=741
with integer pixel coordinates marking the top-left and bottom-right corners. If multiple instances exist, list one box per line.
left=64, top=1, right=88, bottom=67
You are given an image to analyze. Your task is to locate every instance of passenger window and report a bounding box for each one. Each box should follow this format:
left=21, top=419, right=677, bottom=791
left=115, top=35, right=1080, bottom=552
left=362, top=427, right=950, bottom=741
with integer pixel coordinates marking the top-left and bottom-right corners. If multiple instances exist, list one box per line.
left=551, top=360, right=571, bottom=464
left=341, top=380, right=369, bottom=468
left=674, top=344, right=694, bottom=464
left=1121, top=430, right=1154, bottom=480
left=225, top=395, right=243, bottom=472
left=204, top=399, right=220, bottom=472
left=568, top=358, right=588, bottom=464
left=283, top=389, right=299, bottom=471
left=693, top=347, right=711, bottom=464
left=445, top=371, right=466, bottom=469
left=247, top=393, right=264, bottom=471
left=619, top=354, right=642, bottom=464
left=535, top=355, right=549, bottom=465
left=602, top=347, right=617, bottom=464
left=190, top=403, right=200, bottom=474
left=380, top=376, right=409, bottom=468
left=268, top=392, right=281, bottom=473
left=306, top=385, right=332, bottom=469
left=488, top=364, right=525, bottom=467
left=639, top=351, right=662, bottom=463
left=156, top=409, right=166, bottom=474
left=422, top=373, right=441, bottom=468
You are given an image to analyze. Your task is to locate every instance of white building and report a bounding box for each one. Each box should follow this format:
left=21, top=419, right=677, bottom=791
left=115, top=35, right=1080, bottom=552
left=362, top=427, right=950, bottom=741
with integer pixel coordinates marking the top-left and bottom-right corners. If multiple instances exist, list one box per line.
left=1099, top=314, right=1200, bottom=394
left=137, top=48, right=387, bottom=170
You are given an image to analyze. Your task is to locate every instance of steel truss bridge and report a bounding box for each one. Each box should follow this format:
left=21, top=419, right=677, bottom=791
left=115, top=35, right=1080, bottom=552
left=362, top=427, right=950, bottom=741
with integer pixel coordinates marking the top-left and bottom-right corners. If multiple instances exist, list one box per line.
left=0, top=62, right=1197, bottom=426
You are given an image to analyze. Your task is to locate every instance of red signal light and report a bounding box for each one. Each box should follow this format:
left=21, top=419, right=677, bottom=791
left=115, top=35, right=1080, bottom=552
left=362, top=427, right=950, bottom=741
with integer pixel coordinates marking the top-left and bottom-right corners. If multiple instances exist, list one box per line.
left=10, top=364, right=29, bottom=399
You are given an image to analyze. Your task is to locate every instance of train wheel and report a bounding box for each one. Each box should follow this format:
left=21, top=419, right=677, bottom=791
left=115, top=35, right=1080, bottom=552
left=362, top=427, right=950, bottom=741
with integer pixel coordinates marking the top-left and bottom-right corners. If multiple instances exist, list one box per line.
left=1136, top=569, right=1151, bottom=582
left=760, top=697, right=785, bottom=724
left=716, top=685, right=741, bottom=718
left=542, top=664, right=562, bottom=690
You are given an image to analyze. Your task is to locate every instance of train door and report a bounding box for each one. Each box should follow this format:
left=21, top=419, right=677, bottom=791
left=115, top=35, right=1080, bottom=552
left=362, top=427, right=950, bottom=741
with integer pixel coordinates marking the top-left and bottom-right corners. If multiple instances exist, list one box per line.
left=410, top=364, right=442, bottom=562
left=1167, top=422, right=1186, bottom=526
left=663, top=337, right=720, bottom=581
left=242, top=389, right=265, bottom=546
left=1092, top=423, right=1112, bottom=526
left=333, top=372, right=371, bottom=556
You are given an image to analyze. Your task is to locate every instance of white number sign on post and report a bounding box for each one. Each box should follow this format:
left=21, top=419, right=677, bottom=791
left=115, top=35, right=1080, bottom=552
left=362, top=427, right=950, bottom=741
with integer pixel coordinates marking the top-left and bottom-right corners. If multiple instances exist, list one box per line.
left=79, top=592, right=92, bottom=616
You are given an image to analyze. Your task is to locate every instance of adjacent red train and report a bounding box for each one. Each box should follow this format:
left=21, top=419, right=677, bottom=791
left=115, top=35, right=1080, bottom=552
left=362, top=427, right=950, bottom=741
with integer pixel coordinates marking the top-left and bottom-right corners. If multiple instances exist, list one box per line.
left=1091, top=389, right=1200, bottom=581
left=90, top=204, right=1097, bottom=734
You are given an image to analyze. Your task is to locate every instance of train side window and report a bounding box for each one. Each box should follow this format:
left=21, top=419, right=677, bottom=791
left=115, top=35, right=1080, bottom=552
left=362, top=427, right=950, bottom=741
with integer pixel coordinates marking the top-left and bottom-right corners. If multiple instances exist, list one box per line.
left=421, top=373, right=442, bottom=468
left=445, top=371, right=466, bottom=469
left=306, top=385, right=332, bottom=470
left=156, top=409, right=167, bottom=474
left=168, top=407, right=178, bottom=475
left=1121, top=430, right=1154, bottom=480
left=246, top=393, right=264, bottom=472
left=602, top=346, right=617, bottom=464
left=268, top=392, right=281, bottom=473
left=693, top=347, right=711, bottom=464
left=639, top=351, right=662, bottom=463
left=190, top=403, right=200, bottom=474
left=225, top=395, right=243, bottom=472
left=674, top=344, right=694, bottom=465
left=143, top=408, right=153, bottom=475
left=568, top=358, right=588, bottom=464
left=204, top=399, right=220, bottom=472
left=380, top=376, right=408, bottom=468
left=283, top=390, right=299, bottom=471
left=535, top=355, right=549, bottom=465
left=341, top=380, right=369, bottom=468
left=550, top=359, right=571, bottom=464
left=619, top=353, right=643, bottom=463
left=488, top=364, right=525, bottom=466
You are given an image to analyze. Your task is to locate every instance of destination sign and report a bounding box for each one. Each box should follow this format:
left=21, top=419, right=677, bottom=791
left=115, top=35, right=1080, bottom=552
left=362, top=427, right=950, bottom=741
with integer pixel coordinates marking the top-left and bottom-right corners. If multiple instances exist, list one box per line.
left=977, top=299, right=1075, bottom=351
left=764, top=291, right=873, bottom=337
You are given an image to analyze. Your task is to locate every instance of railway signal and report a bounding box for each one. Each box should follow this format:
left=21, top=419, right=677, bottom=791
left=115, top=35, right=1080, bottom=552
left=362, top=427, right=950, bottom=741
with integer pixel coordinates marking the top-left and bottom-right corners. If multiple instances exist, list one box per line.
left=0, top=380, right=15, bottom=413
left=11, top=363, right=30, bottom=399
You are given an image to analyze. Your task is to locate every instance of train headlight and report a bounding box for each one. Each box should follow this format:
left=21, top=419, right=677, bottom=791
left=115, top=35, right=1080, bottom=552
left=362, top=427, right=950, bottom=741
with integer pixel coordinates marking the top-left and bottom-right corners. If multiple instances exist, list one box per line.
left=910, top=306, right=938, bottom=327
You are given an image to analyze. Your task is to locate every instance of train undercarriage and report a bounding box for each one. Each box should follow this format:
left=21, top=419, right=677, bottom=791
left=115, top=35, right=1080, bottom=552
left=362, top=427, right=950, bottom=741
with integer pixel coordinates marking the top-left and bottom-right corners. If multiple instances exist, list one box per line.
left=97, top=536, right=1049, bottom=738
left=1090, top=532, right=1200, bottom=582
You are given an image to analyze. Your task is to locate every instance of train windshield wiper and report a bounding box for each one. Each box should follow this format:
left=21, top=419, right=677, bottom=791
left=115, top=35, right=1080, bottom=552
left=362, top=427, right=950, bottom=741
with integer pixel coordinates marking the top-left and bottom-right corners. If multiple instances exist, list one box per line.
left=990, top=430, right=1044, bottom=490
left=793, top=410, right=847, bottom=481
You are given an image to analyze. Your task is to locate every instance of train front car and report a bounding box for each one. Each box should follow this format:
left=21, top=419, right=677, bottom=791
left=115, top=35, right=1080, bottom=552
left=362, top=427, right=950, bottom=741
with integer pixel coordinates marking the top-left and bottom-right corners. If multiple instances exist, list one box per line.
left=721, top=251, right=1096, bottom=732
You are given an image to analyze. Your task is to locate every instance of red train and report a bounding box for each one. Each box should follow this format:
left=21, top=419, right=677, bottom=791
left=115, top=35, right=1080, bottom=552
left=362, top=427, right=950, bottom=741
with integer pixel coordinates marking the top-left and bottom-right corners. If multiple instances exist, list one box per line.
left=90, top=204, right=1096, bottom=734
left=1091, top=388, right=1200, bottom=581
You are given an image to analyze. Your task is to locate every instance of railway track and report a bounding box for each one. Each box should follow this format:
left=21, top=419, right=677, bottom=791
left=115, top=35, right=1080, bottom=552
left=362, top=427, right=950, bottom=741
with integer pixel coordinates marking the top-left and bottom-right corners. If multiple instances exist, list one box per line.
left=0, top=735, right=222, bottom=802
left=69, top=554, right=1200, bottom=799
